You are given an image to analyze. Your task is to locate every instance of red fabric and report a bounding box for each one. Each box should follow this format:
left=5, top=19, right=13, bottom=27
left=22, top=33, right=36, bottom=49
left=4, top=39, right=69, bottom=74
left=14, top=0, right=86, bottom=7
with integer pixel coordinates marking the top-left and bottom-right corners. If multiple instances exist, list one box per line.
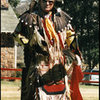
left=43, top=83, right=65, bottom=93
left=70, top=65, right=84, bottom=100
left=58, top=32, right=64, bottom=49
left=42, top=19, right=52, bottom=44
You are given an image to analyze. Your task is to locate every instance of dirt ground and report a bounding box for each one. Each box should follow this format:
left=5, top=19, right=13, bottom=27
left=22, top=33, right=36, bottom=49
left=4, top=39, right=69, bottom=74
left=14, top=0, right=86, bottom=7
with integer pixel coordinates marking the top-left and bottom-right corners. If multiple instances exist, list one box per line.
left=1, top=81, right=99, bottom=100
left=80, top=85, right=99, bottom=100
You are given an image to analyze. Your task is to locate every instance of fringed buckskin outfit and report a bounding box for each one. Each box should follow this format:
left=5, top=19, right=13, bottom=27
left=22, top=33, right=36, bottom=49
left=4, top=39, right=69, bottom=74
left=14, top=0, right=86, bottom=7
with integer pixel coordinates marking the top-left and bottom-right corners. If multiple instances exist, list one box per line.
left=13, top=2, right=83, bottom=100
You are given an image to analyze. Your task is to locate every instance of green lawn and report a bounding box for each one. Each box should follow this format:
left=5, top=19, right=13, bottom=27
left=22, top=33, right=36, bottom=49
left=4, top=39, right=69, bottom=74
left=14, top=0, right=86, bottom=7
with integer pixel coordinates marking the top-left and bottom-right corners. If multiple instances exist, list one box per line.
left=1, top=80, right=21, bottom=86
left=1, top=80, right=99, bottom=100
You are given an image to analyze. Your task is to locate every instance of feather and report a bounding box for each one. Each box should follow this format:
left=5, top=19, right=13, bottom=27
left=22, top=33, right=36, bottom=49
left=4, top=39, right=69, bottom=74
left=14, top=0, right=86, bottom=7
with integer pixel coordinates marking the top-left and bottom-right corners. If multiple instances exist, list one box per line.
left=63, top=49, right=76, bottom=61
left=29, top=0, right=37, bottom=13
left=54, top=9, right=72, bottom=32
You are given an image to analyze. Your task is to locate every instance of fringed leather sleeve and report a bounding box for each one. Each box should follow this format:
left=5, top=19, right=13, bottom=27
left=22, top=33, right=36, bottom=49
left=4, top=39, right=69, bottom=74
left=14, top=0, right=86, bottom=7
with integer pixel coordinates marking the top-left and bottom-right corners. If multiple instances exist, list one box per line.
left=12, top=11, right=38, bottom=46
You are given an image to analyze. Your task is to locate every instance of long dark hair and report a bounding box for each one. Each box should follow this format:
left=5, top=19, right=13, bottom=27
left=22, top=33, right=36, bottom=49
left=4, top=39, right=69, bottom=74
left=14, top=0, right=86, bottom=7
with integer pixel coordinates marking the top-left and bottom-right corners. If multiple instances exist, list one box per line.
left=29, top=0, right=38, bottom=12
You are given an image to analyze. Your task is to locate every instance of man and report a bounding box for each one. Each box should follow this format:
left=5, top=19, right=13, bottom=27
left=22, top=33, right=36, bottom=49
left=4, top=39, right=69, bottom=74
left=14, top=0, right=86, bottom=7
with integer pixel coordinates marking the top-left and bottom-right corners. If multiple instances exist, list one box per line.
left=13, top=0, right=83, bottom=100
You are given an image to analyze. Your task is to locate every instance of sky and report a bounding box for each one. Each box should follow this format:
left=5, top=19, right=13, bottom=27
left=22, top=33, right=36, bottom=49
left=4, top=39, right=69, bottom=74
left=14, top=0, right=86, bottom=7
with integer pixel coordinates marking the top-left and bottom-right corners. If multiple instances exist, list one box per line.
left=21, top=0, right=27, bottom=1
left=21, top=0, right=31, bottom=1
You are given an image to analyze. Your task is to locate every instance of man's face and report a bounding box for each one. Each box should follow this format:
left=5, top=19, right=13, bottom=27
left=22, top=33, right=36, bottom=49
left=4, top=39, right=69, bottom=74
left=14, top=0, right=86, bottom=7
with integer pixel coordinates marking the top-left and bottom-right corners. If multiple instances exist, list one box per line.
left=40, top=0, right=55, bottom=13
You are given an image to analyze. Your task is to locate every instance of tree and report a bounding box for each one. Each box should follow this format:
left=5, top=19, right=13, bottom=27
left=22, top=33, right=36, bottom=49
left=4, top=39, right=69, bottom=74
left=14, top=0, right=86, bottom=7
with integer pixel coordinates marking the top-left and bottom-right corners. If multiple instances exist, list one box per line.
left=62, top=0, right=99, bottom=69
left=9, top=0, right=20, bottom=8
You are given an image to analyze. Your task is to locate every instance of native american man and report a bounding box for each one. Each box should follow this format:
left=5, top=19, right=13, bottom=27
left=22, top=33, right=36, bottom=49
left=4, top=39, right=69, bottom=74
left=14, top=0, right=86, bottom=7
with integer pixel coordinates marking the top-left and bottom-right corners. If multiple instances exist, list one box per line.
left=13, top=0, right=83, bottom=100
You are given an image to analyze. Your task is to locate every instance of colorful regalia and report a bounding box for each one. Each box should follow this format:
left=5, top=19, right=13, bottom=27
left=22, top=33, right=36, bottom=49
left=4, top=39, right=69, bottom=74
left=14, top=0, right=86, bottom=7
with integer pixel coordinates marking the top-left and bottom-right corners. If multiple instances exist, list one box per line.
left=13, top=2, right=83, bottom=100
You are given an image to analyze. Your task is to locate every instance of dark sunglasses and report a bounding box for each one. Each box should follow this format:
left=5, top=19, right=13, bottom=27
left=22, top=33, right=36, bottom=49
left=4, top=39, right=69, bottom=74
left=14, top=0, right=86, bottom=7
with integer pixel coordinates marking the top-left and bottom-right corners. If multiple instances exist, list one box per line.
left=42, top=0, right=55, bottom=4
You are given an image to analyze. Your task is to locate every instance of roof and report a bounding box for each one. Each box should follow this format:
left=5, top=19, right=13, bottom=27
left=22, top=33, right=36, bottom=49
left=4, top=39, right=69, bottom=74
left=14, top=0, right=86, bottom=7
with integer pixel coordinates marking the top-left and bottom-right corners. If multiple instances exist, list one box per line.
left=1, top=4, right=19, bottom=33
left=15, top=2, right=29, bottom=16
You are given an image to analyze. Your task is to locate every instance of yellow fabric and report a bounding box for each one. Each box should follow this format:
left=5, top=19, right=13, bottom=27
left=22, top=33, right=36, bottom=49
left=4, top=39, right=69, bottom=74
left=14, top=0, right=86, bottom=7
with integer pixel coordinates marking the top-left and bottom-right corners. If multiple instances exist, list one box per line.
left=13, top=33, right=29, bottom=46
left=45, top=18, right=58, bottom=43
left=18, top=34, right=29, bottom=44
left=72, top=41, right=76, bottom=49
left=66, top=30, right=75, bottom=47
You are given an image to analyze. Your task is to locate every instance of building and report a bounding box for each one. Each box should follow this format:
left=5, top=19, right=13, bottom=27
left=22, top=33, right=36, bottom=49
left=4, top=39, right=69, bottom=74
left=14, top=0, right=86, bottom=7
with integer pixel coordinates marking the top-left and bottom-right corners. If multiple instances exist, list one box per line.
left=1, top=0, right=19, bottom=77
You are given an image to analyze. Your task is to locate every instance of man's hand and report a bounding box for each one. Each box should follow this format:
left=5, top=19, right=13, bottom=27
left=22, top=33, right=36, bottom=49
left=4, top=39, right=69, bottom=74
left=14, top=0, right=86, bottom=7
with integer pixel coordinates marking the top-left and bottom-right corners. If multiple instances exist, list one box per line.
left=73, top=55, right=81, bottom=66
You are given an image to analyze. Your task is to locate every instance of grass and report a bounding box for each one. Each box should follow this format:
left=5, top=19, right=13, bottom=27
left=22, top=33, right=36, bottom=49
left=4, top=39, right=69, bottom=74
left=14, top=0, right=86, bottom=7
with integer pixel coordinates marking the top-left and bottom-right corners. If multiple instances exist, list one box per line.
left=1, top=80, right=21, bottom=86
left=1, top=80, right=99, bottom=100
left=1, top=80, right=21, bottom=100
left=79, top=84, right=99, bottom=100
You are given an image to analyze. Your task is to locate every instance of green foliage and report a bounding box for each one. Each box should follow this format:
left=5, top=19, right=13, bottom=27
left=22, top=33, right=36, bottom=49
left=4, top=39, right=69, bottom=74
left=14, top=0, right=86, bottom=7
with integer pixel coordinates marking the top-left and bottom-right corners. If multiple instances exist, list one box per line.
left=16, top=71, right=22, bottom=78
left=16, top=63, right=24, bottom=78
left=61, top=0, right=99, bottom=69
left=9, top=0, right=20, bottom=8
